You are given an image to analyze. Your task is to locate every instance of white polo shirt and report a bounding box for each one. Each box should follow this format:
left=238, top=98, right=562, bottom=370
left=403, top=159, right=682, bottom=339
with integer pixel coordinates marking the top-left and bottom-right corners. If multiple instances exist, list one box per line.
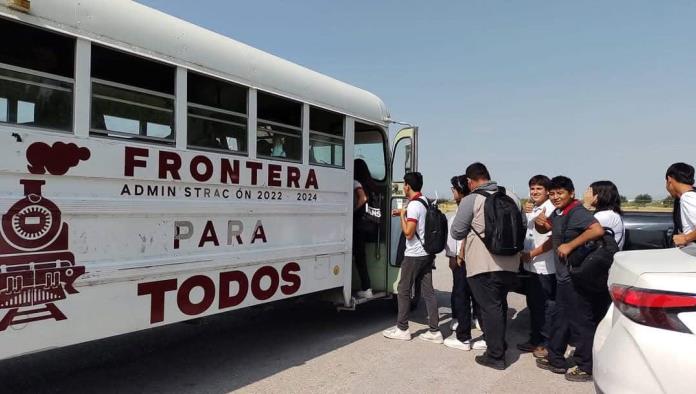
left=405, top=193, right=429, bottom=257
left=681, top=191, right=696, bottom=235
left=523, top=199, right=555, bottom=274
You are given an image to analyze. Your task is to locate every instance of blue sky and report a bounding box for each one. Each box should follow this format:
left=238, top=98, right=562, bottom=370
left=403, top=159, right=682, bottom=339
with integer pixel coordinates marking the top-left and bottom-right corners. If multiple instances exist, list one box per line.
left=139, top=0, right=696, bottom=200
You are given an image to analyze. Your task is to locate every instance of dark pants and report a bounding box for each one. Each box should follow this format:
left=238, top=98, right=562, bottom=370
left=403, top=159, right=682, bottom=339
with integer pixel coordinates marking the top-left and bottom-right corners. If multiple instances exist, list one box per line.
left=352, top=228, right=370, bottom=291
left=524, top=272, right=557, bottom=346
left=467, top=271, right=517, bottom=360
left=548, top=281, right=611, bottom=373
left=451, top=262, right=480, bottom=342
left=397, top=255, right=439, bottom=332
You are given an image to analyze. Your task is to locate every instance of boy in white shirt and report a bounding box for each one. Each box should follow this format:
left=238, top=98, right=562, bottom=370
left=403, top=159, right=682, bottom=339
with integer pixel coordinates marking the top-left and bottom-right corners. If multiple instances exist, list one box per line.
left=666, top=163, right=696, bottom=247
left=383, top=172, right=442, bottom=343
left=517, top=175, right=556, bottom=359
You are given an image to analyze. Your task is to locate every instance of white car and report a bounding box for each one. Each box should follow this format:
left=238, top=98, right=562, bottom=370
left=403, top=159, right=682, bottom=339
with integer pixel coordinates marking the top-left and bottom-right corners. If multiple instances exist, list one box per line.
left=593, top=244, right=696, bottom=393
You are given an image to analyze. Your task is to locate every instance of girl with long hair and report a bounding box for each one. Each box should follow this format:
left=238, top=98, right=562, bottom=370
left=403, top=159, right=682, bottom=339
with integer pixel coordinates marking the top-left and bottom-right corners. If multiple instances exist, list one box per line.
left=584, top=180, right=625, bottom=250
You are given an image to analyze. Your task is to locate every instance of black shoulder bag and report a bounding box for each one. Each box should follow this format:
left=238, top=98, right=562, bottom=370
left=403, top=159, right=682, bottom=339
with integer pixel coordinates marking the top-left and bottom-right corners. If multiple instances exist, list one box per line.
left=562, top=208, right=620, bottom=294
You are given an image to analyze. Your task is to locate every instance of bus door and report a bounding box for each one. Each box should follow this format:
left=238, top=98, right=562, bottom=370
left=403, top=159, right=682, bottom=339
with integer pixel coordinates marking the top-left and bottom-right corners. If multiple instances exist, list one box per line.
left=388, top=127, right=418, bottom=290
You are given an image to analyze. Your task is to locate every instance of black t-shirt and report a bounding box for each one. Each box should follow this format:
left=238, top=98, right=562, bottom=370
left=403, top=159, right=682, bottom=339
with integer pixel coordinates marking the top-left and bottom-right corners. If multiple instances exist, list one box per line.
left=550, top=204, right=597, bottom=283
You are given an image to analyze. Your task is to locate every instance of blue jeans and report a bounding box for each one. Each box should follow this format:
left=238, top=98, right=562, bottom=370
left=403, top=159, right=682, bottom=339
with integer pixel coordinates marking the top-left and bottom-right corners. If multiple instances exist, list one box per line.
left=524, top=272, right=556, bottom=346
left=451, top=262, right=480, bottom=342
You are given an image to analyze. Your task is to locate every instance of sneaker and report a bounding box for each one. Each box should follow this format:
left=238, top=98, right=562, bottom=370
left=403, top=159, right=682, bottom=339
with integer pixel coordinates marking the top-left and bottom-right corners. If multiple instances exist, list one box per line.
left=356, top=289, right=374, bottom=299
left=383, top=326, right=411, bottom=341
left=475, top=354, right=506, bottom=370
left=450, top=319, right=459, bottom=331
left=472, top=340, right=487, bottom=351
left=533, top=346, right=548, bottom=359
left=418, top=330, right=444, bottom=344
left=444, top=334, right=471, bottom=351
left=536, top=358, right=567, bottom=374
left=565, top=366, right=593, bottom=382
left=516, top=342, right=536, bottom=352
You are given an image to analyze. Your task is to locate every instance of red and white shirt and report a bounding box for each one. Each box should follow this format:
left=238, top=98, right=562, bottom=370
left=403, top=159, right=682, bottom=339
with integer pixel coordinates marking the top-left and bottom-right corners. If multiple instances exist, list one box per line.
left=405, top=193, right=429, bottom=257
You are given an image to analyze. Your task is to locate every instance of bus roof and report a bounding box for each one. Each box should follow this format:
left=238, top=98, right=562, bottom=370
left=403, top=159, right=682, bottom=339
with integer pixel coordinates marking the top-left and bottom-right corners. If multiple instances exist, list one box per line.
left=3, top=0, right=390, bottom=127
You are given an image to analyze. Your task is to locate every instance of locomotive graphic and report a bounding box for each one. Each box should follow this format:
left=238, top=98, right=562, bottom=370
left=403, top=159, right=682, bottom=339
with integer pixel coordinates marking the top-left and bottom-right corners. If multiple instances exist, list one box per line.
left=0, top=179, right=85, bottom=331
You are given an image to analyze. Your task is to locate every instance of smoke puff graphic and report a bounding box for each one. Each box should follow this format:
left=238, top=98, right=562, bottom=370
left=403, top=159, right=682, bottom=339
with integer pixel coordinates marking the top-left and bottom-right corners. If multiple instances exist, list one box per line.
left=27, top=142, right=91, bottom=175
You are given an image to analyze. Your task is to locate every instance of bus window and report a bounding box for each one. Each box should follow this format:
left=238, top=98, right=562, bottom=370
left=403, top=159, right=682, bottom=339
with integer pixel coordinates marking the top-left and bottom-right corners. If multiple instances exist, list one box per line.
left=0, top=98, right=6, bottom=122
left=90, top=44, right=175, bottom=143
left=187, top=71, right=248, bottom=154
left=309, top=107, right=344, bottom=167
left=0, top=18, right=74, bottom=131
left=354, top=122, right=386, bottom=181
left=391, top=136, right=412, bottom=183
left=257, top=92, right=302, bottom=162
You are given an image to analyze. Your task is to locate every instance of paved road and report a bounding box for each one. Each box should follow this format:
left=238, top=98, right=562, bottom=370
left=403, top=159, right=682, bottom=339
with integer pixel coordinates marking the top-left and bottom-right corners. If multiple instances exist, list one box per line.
left=0, top=253, right=594, bottom=394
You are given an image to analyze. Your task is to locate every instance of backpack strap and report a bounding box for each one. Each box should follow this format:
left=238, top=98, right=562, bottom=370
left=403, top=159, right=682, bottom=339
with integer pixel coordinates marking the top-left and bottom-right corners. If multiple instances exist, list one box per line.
left=469, top=190, right=491, bottom=243
left=413, top=196, right=429, bottom=209
left=560, top=205, right=579, bottom=244
left=473, top=189, right=490, bottom=198
left=411, top=197, right=429, bottom=247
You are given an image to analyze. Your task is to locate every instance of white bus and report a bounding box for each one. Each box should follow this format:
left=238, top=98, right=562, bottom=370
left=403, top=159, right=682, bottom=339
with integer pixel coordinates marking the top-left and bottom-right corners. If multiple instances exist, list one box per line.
left=0, top=0, right=419, bottom=360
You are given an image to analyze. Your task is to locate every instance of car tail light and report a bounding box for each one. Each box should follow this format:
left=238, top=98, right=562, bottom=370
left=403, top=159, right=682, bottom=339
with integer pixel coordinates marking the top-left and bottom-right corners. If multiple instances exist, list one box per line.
left=610, top=284, right=696, bottom=334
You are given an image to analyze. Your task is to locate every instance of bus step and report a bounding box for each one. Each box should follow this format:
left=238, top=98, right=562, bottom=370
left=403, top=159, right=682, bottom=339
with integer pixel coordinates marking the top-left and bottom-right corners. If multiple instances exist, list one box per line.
left=337, top=291, right=388, bottom=311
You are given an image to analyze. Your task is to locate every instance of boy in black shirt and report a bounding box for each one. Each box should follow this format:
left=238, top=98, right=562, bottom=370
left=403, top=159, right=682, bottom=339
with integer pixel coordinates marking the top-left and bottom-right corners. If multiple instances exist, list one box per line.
left=534, top=176, right=604, bottom=382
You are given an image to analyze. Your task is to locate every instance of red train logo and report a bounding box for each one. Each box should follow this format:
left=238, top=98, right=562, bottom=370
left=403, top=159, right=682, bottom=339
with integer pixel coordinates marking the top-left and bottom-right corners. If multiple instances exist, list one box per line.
left=0, top=179, right=85, bottom=331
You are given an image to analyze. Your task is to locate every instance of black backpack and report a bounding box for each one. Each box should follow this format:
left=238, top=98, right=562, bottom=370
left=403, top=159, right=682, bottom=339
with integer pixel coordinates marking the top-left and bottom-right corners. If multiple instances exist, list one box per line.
left=472, top=187, right=525, bottom=256
left=567, top=228, right=620, bottom=294
left=413, top=197, right=449, bottom=255
left=561, top=207, right=621, bottom=294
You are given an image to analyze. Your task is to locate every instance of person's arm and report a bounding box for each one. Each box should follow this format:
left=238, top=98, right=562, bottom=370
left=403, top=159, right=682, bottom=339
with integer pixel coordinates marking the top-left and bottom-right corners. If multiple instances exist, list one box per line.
left=524, top=201, right=534, bottom=214
left=557, top=222, right=604, bottom=258
left=535, top=210, right=552, bottom=234
left=521, top=238, right=552, bottom=263
left=449, top=256, right=458, bottom=270
left=456, top=239, right=466, bottom=267
left=450, top=195, right=475, bottom=240
left=674, top=231, right=696, bottom=247
left=400, top=208, right=417, bottom=239
left=354, top=187, right=367, bottom=211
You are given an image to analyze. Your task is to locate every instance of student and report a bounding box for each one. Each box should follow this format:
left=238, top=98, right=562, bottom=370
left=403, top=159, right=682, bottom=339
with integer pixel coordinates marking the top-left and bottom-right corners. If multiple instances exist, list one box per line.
left=665, top=162, right=696, bottom=247
left=582, top=180, right=624, bottom=330
left=270, top=134, right=286, bottom=157
left=534, top=176, right=604, bottom=383
left=584, top=181, right=626, bottom=250
left=353, top=159, right=376, bottom=299
left=517, top=175, right=555, bottom=359
left=450, top=162, right=521, bottom=370
left=383, top=172, right=442, bottom=343
left=444, top=175, right=484, bottom=351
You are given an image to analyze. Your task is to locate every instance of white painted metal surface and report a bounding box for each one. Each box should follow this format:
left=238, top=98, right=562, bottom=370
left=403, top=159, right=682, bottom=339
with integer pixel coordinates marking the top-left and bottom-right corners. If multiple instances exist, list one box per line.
left=0, top=0, right=394, bottom=360
left=0, top=126, right=350, bottom=360
left=593, top=246, right=696, bottom=394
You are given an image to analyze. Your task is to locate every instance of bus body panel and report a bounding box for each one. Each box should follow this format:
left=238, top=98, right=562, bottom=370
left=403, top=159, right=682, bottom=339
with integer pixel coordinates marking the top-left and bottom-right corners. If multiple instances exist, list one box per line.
left=0, top=0, right=404, bottom=361
left=0, top=126, right=350, bottom=359
left=0, top=256, right=344, bottom=360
